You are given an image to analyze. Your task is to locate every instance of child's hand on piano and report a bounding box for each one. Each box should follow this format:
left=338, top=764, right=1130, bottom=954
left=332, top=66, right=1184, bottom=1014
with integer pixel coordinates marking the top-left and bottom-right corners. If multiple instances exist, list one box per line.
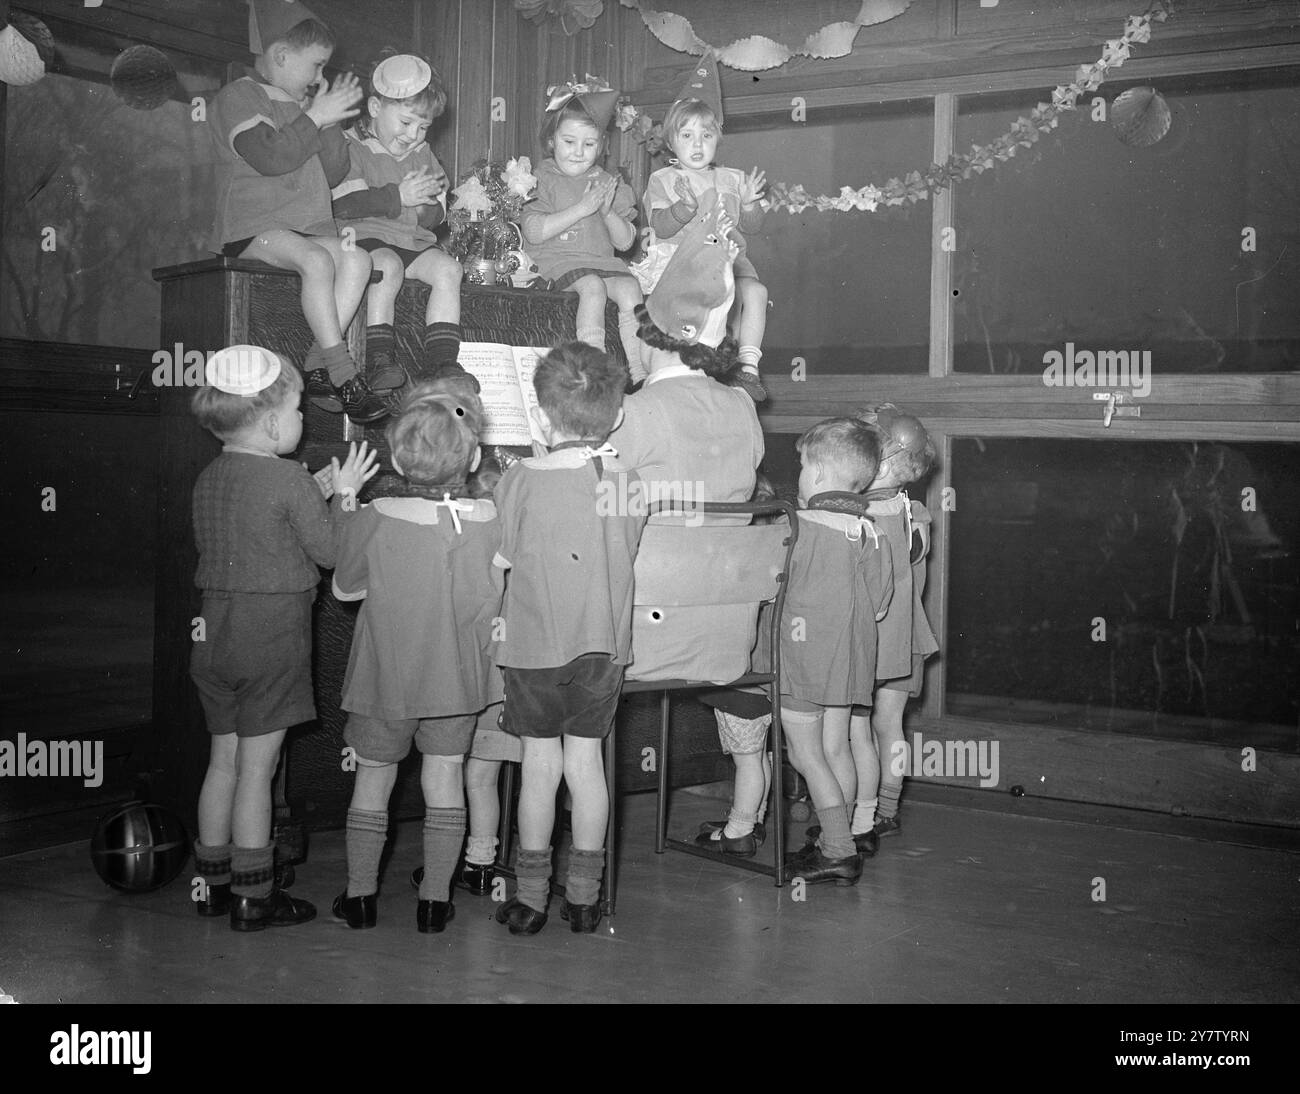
left=332, top=441, right=380, bottom=505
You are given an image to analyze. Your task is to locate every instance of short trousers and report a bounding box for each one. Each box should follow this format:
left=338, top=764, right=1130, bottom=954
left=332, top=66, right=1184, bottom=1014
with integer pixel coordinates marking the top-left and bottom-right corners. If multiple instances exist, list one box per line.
left=502, top=653, right=624, bottom=740
left=713, top=709, right=770, bottom=756
left=356, top=238, right=446, bottom=270
left=220, top=229, right=310, bottom=258
left=879, top=653, right=928, bottom=698
left=190, top=590, right=316, bottom=738
left=469, top=702, right=520, bottom=762
left=697, top=686, right=770, bottom=721
left=344, top=710, right=477, bottom=764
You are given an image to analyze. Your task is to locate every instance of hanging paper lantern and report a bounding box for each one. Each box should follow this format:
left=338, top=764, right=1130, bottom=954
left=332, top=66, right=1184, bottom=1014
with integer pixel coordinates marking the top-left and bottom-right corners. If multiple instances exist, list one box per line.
left=0, top=13, right=55, bottom=87
left=1111, top=86, right=1172, bottom=147
left=110, top=44, right=178, bottom=110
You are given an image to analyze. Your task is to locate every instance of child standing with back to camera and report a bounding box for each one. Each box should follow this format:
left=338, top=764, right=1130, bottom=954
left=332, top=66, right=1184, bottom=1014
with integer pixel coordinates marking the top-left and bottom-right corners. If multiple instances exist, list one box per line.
left=332, top=55, right=478, bottom=392
left=634, top=52, right=768, bottom=403
left=208, top=0, right=387, bottom=424
left=522, top=79, right=647, bottom=383
left=189, top=346, right=377, bottom=931
left=849, top=405, right=940, bottom=843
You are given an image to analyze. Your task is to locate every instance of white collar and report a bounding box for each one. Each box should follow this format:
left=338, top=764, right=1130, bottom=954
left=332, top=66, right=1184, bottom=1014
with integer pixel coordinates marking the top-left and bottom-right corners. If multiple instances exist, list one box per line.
left=644, top=363, right=705, bottom=385
left=222, top=443, right=276, bottom=459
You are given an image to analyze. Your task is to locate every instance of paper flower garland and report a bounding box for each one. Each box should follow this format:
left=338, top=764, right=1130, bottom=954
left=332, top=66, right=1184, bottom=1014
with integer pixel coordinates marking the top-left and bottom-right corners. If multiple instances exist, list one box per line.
left=110, top=45, right=179, bottom=110
left=764, top=3, right=1171, bottom=214
left=0, top=13, right=55, bottom=87
left=514, top=0, right=604, bottom=36
left=619, top=0, right=912, bottom=72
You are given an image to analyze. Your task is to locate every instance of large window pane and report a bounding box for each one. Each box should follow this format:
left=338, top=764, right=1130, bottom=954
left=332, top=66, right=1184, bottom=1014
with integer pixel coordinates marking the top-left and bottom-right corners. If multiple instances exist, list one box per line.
left=947, top=437, right=1299, bottom=752
left=724, top=101, right=933, bottom=375
left=954, top=68, right=1300, bottom=375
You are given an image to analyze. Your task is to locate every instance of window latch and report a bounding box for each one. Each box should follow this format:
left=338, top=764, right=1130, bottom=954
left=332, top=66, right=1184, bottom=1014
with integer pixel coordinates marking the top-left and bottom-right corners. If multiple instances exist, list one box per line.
left=1093, top=391, right=1142, bottom=428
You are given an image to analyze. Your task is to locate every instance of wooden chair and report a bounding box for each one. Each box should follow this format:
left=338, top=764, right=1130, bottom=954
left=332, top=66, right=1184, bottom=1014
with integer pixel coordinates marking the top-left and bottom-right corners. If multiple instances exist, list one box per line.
left=496, top=500, right=798, bottom=915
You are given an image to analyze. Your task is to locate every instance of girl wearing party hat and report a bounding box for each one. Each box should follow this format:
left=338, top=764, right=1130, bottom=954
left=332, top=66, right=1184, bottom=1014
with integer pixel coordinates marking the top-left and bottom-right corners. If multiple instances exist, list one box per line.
left=633, top=52, right=769, bottom=402
left=521, top=78, right=647, bottom=383
left=333, top=55, right=478, bottom=394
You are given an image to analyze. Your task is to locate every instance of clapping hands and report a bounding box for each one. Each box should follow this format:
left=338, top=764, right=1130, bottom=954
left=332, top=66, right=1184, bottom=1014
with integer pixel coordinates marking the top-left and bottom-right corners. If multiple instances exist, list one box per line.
left=305, top=72, right=362, bottom=129
left=399, top=168, right=444, bottom=208
left=739, top=166, right=767, bottom=207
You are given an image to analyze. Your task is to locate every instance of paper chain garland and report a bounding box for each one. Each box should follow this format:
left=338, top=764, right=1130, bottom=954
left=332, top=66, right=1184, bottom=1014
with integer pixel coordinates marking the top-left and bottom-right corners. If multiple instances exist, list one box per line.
left=764, top=4, right=1170, bottom=215
left=619, top=0, right=913, bottom=72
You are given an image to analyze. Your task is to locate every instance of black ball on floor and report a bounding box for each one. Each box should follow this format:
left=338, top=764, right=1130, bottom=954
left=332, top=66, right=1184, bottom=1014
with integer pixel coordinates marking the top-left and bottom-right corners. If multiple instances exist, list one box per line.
left=89, top=801, right=189, bottom=893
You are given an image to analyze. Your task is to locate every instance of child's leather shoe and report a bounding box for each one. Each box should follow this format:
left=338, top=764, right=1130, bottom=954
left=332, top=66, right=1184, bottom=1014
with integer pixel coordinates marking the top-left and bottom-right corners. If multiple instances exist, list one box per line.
left=693, top=828, right=757, bottom=857
left=457, top=861, right=496, bottom=895
left=307, top=371, right=391, bottom=424
left=230, top=888, right=317, bottom=931
left=732, top=370, right=768, bottom=403
left=560, top=899, right=602, bottom=934
left=783, top=845, right=862, bottom=887
left=873, top=815, right=901, bottom=837
left=417, top=898, right=455, bottom=933
left=803, top=824, right=878, bottom=857
left=495, top=897, right=548, bottom=935
left=331, top=891, right=377, bottom=929
left=196, top=881, right=231, bottom=917
left=697, top=819, right=766, bottom=846
left=365, top=346, right=406, bottom=392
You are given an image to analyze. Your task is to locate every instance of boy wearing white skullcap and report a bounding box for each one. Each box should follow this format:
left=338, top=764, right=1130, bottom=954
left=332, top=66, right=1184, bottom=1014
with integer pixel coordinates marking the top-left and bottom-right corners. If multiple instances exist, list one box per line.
left=188, top=346, right=378, bottom=932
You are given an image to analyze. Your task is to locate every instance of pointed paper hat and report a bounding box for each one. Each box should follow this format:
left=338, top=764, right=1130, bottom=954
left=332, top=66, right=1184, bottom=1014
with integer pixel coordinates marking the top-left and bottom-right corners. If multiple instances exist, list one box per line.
left=645, top=189, right=736, bottom=347
left=545, top=75, right=620, bottom=131
left=249, top=0, right=321, bottom=55
left=674, top=50, right=723, bottom=124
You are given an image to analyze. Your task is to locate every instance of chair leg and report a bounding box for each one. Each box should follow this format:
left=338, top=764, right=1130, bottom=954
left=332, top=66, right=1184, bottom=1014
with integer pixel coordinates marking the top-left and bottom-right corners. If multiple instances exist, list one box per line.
left=497, top=761, right=516, bottom=871
left=655, top=690, right=671, bottom=854
left=770, top=686, right=786, bottom=886
left=601, top=724, right=617, bottom=916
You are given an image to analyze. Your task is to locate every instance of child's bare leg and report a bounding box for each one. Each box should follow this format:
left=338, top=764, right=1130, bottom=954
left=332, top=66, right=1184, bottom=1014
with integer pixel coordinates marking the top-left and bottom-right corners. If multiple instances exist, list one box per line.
left=198, top=733, right=238, bottom=847
left=515, top=737, right=563, bottom=912
left=358, top=248, right=406, bottom=390
left=735, top=277, right=768, bottom=372
left=729, top=749, right=766, bottom=831
left=409, top=249, right=463, bottom=326
left=782, top=706, right=855, bottom=860
left=822, top=704, right=856, bottom=806
left=365, top=247, right=405, bottom=327
left=239, top=232, right=368, bottom=383
left=849, top=704, right=881, bottom=834
left=569, top=274, right=608, bottom=350
left=344, top=757, right=397, bottom=897
left=604, top=274, right=647, bottom=384
left=408, top=248, right=464, bottom=371
left=465, top=757, right=503, bottom=860
left=326, top=236, right=373, bottom=333
left=231, top=729, right=288, bottom=849
left=562, top=735, right=608, bottom=909
left=418, top=753, right=467, bottom=902
left=872, top=687, right=908, bottom=830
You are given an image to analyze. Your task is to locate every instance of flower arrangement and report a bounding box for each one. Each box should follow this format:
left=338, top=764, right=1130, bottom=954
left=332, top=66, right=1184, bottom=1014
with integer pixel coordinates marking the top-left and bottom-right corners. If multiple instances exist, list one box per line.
left=445, top=157, right=538, bottom=263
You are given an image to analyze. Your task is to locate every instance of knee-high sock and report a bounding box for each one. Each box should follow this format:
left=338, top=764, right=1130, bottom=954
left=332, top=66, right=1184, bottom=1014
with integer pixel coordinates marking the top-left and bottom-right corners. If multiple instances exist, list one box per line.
left=419, top=807, right=467, bottom=902
left=423, top=321, right=462, bottom=369
left=813, top=804, right=855, bottom=860
left=616, top=313, right=647, bottom=384
left=852, top=797, right=878, bottom=835
left=305, top=340, right=359, bottom=385
left=194, top=841, right=232, bottom=886
left=231, top=844, right=274, bottom=900
left=575, top=326, right=605, bottom=351
left=515, top=846, right=552, bottom=913
left=565, top=846, right=605, bottom=907
left=877, top=782, right=901, bottom=820
left=345, top=808, right=388, bottom=898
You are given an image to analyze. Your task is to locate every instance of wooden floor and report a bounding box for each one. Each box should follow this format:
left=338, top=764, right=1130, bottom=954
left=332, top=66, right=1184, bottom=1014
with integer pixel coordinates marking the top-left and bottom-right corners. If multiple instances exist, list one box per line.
left=1, top=786, right=1296, bottom=1005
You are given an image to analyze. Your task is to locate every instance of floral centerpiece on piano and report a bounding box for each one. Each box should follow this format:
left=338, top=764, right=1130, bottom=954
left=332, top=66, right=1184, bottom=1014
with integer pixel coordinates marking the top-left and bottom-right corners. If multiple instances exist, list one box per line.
left=446, top=157, right=538, bottom=286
